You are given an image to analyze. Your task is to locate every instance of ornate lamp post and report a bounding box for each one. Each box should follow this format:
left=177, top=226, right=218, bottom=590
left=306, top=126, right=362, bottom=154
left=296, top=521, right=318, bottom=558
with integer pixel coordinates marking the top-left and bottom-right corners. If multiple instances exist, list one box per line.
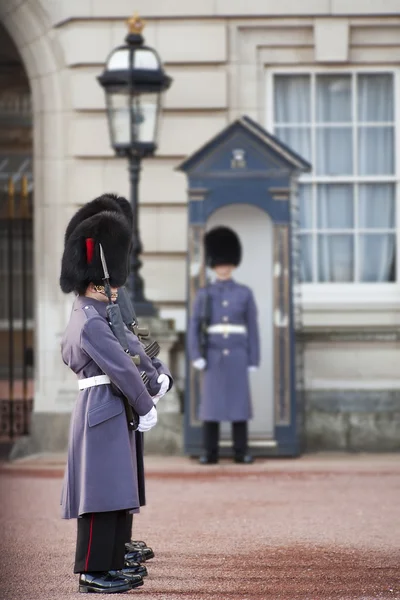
left=98, top=14, right=172, bottom=315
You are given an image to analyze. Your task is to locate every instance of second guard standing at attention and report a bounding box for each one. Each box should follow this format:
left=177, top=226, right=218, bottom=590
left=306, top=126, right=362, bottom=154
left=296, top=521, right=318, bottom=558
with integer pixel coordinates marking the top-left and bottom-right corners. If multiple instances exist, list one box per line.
left=188, top=226, right=260, bottom=465
left=62, top=194, right=173, bottom=571
left=59, top=194, right=172, bottom=593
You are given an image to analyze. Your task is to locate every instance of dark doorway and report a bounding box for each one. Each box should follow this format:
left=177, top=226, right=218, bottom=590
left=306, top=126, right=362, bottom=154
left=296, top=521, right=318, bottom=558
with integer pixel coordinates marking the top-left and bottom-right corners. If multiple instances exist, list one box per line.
left=0, top=22, right=34, bottom=453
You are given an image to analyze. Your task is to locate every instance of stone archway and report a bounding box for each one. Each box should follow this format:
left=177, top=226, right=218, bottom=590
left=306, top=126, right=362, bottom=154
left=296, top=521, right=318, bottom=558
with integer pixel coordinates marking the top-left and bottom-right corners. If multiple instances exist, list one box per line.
left=0, top=1, right=74, bottom=456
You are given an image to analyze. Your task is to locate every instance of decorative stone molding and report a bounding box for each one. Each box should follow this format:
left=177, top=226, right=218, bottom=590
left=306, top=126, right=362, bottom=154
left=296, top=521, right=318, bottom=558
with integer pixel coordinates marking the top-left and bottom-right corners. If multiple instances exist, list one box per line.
left=133, top=316, right=183, bottom=454
left=314, top=19, right=349, bottom=62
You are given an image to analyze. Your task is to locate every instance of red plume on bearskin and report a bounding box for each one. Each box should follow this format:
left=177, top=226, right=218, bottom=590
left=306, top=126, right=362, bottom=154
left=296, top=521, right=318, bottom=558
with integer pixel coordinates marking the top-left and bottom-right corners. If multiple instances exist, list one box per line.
left=85, top=238, right=95, bottom=264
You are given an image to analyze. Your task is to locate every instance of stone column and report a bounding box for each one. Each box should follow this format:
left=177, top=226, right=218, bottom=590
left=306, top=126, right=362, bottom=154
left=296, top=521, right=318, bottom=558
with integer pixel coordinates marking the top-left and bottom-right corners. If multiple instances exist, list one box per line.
left=139, top=317, right=183, bottom=455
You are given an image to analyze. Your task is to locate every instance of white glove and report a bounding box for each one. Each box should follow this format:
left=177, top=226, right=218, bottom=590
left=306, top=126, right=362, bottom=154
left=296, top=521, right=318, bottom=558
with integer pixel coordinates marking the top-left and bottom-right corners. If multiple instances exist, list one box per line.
left=193, top=358, right=206, bottom=370
left=248, top=366, right=258, bottom=372
left=151, top=374, right=170, bottom=406
left=138, top=406, right=157, bottom=432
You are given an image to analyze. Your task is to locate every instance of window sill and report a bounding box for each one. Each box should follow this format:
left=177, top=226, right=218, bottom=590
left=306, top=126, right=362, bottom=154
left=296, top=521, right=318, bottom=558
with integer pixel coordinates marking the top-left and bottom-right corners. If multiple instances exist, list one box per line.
left=300, top=284, right=400, bottom=329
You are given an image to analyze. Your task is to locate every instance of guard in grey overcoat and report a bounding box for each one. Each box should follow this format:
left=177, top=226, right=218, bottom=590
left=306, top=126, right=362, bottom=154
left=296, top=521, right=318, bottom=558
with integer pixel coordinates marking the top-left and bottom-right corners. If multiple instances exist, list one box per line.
left=59, top=194, right=171, bottom=594
left=62, top=193, right=172, bottom=506
left=188, top=226, right=260, bottom=465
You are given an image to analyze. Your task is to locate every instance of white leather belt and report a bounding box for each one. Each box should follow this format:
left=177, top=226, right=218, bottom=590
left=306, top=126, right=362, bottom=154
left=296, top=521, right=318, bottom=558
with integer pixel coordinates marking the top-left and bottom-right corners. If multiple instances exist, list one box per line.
left=207, top=324, right=247, bottom=335
left=78, top=375, right=111, bottom=390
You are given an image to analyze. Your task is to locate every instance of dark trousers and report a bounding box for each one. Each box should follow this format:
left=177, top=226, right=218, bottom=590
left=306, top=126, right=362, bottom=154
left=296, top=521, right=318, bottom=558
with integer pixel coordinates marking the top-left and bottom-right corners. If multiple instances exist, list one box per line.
left=126, top=513, right=133, bottom=543
left=74, top=510, right=130, bottom=573
left=203, top=421, right=248, bottom=460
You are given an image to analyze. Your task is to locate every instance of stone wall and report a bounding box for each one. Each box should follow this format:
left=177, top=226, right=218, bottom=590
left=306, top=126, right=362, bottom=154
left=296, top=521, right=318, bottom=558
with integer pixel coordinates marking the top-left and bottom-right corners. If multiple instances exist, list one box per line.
left=1, top=0, right=400, bottom=453
left=303, top=332, right=400, bottom=451
left=305, top=391, right=400, bottom=452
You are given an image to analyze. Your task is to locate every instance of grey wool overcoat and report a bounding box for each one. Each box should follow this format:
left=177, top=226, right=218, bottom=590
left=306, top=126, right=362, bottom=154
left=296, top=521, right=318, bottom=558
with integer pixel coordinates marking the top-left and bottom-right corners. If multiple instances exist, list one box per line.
left=188, top=279, right=260, bottom=422
left=60, top=295, right=172, bottom=519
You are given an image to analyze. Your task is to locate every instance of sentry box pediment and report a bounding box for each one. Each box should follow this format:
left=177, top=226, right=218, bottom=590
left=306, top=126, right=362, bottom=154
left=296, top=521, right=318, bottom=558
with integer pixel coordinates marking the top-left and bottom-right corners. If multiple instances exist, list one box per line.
left=177, top=115, right=310, bottom=223
left=178, top=115, right=311, bottom=458
left=178, top=115, right=310, bottom=177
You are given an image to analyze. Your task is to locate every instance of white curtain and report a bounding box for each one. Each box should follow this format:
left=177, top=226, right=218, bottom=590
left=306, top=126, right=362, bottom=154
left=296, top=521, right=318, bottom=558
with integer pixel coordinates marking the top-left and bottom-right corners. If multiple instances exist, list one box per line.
left=275, top=73, right=395, bottom=283
left=318, top=185, right=354, bottom=282
left=357, top=75, right=395, bottom=282
left=300, top=235, right=313, bottom=282
left=358, top=184, right=395, bottom=282
left=274, top=75, right=311, bottom=161
left=358, top=74, right=394, bottom=176
left=318, top=235, right=354, bottom=282
left=316, top=76, right=353, bottom=176
left=298, top=185, right=313, bottom=282
left=274, top=75, right=310, bottom=123
left=318, top=184, right=353, bottom=229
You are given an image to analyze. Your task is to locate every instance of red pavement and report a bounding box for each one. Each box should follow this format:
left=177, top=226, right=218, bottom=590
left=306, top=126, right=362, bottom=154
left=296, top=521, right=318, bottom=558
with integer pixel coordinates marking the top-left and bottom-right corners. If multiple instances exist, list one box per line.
left=0, top=454, right=399, bottom=600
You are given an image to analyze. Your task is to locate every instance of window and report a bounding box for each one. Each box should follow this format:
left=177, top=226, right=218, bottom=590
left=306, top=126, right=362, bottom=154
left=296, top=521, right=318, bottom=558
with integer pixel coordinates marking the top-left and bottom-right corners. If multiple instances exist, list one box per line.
left=273, top=72, right=397, bottom=283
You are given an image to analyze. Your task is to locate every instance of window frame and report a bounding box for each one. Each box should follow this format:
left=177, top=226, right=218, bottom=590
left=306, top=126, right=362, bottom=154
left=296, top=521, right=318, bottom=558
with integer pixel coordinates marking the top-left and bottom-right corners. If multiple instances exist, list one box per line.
left=266, top=66, right=400, bottom=309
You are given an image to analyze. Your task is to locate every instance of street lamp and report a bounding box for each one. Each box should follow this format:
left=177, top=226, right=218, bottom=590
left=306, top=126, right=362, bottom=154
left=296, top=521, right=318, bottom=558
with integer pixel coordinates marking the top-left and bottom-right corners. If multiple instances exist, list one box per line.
left=97, top=14, right=172, bottom=315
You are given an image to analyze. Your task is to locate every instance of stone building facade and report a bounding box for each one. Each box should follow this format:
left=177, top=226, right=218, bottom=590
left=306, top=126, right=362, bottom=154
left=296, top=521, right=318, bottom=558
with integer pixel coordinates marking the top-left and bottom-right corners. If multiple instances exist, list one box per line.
left=1, top=0, right=400, bottom=454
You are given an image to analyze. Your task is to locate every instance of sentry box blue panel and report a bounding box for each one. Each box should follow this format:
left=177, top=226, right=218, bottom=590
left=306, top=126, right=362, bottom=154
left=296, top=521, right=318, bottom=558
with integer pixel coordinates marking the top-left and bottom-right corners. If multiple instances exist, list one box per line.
left=177, top=116, right=310, bottom=458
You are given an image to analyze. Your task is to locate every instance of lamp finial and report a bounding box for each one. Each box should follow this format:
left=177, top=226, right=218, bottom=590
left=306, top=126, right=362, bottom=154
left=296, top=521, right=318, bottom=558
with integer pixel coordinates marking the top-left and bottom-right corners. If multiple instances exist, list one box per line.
left=126, top=13, right=145, bottom=35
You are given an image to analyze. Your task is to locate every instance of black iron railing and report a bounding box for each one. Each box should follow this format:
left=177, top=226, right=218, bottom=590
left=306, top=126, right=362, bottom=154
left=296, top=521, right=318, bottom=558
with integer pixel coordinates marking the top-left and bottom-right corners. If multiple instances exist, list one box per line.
left=0, top=175, right=34, bottom=441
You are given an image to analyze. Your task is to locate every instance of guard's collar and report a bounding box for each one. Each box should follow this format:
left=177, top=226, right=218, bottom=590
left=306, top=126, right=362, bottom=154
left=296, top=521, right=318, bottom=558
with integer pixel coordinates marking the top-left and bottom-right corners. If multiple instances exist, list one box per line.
left=74, top=295, right=108, bottom=318
left=214, top=278, right=235, bottom=287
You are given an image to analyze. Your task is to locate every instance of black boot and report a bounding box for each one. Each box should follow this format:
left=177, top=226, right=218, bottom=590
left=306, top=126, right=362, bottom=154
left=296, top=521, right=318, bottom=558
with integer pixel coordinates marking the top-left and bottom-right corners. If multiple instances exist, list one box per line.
left=124, top=549, right=146, bottom=564
left=108, top=570, right=144, bottom=587
left=125, top=541, right=154, bottom=560
left=78, top=572, right=132, bottom=593
left=234, top=454, right=254, bottom=464
left=125, top=539, right=147, bottom=550
left=202, top=422, right=219, bottom=464
left=125, top=557, right=148, bottom=571
left=119, top=563, right=148, bottom=578
left=137, top=546, right=154, bottom=560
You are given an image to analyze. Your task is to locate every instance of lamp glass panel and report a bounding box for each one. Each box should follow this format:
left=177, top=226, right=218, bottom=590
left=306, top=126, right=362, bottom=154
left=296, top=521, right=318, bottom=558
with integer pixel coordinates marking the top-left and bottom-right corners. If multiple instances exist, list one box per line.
left=130, top=92, right=159, bottom=144
left=134, top=49, right=159, bottom=70
left=107, top=48, right=130, bottom=70
left=108, top=90, right=130, bottom=146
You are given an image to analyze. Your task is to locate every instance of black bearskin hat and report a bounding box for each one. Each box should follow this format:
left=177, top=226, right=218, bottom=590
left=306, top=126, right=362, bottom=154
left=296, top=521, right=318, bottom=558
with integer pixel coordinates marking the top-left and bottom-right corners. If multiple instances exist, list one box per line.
left=64, top=193, right=133, bottom=244
left=60, top=195, right=132, bottom=295
left=204, top=226, right=242, bottom=268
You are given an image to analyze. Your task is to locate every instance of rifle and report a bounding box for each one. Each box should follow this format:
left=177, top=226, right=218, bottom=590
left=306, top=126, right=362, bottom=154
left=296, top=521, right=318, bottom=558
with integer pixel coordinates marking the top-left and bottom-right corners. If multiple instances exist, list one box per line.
left=99, top=244, right=141, bottom=431
left=199, top=287, right=212, bottom=359
left=117, top=286, right=161, bottom=360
